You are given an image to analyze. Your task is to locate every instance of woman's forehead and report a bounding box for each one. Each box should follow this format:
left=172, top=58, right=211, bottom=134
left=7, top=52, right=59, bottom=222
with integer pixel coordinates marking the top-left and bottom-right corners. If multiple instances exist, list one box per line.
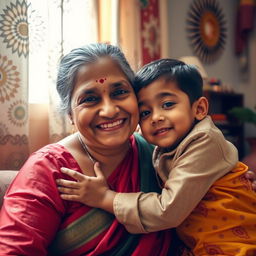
left=72, top=58, right=131, bottom=94
left=77, top=57, right=124, bottom=79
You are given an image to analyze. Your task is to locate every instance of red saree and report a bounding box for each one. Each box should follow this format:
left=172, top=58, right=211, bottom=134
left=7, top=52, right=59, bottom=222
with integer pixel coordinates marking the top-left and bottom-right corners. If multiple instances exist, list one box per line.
left=0, top=134, right=172, bottom=255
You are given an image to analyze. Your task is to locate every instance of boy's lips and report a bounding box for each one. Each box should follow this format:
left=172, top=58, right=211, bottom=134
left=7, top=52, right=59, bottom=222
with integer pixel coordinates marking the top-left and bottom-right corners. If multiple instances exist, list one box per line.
left=96, top=118, right=126, bottom=131
left=153, top=127, right=171, bottom=136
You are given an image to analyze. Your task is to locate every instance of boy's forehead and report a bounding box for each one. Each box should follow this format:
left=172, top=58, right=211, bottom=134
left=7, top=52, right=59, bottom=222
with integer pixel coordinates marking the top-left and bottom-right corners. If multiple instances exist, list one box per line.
left=137, top=78, right=180, bottom=102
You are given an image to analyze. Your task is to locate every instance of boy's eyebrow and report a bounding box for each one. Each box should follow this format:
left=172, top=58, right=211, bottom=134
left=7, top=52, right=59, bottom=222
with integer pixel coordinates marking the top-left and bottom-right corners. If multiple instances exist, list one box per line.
left=138, top=91, right=177, bottom=107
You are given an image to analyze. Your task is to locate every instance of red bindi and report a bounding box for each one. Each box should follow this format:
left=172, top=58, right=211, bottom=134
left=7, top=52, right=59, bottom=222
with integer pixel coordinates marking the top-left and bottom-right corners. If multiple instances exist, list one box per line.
left=96, top=78, right=107, bottom=84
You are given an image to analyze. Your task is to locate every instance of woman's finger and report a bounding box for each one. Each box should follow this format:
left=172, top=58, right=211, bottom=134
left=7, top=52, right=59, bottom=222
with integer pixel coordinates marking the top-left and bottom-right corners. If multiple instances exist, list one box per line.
left=245, top=170, right=256, bottom=180
left=61, top=167, right=86, bottom=181
left=252, top=181, right=256, bottom=191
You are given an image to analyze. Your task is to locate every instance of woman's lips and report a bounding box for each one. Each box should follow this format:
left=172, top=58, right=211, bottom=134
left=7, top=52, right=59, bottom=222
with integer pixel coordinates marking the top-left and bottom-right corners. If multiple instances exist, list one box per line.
left=97, top=118, right=126, bottom=131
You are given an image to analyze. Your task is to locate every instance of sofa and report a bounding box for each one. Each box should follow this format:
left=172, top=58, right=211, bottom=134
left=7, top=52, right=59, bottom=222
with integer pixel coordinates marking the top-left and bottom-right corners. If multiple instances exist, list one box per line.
left=0, top=170, right=18, bottom=207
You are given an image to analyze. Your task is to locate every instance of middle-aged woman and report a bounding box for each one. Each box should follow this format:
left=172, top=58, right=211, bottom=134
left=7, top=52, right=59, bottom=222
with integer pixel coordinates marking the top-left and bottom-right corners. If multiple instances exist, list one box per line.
left=0, top=43, right=175, bottom=255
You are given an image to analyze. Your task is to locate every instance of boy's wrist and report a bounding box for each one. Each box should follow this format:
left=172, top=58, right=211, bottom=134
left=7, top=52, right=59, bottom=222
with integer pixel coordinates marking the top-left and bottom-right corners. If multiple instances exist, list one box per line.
left=101, top=189, right=116, bottom=213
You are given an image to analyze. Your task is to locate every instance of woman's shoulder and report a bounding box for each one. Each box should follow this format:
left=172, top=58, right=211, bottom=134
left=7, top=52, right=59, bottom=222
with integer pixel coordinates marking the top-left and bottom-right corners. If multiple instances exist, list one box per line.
left=132, top=133, right=155, bottom=159
left=21, top=142, right=79, bottom=176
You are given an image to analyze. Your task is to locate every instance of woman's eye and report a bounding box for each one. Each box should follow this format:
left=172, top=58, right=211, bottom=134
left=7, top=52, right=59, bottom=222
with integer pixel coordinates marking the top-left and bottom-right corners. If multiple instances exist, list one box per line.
left=112, top=89, right=129, bottom=97
left=163, top=101, right=175, bottom=109
left=140, top=110, right=150, bottom=119
left=79, top=96, right=99, bottom=104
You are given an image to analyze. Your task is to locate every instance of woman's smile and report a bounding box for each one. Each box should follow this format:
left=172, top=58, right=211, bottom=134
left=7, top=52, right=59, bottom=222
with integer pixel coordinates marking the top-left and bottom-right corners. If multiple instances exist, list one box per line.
left=96, top=118, right=126, bottom=131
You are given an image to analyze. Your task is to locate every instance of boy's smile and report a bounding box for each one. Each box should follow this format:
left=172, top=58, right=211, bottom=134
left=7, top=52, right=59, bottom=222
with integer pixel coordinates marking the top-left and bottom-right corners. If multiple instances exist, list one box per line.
left=138, top=77, right=200, bottom=149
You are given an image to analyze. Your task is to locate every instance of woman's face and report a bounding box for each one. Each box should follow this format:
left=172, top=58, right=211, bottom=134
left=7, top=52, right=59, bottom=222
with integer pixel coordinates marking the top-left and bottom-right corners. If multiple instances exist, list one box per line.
left=70, top=57, right=139, bottom=150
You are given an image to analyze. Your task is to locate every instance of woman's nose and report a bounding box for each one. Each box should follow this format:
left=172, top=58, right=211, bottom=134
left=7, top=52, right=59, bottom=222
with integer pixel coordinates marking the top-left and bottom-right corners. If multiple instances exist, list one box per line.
left=99, top=100, right=119, bottom=118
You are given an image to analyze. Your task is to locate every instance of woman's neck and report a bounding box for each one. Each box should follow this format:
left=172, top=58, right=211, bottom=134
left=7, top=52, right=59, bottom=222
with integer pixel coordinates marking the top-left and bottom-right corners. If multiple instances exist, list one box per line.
left=84, top=140, right=131, bottom=177
left=59, top=133, right=131, bottom=177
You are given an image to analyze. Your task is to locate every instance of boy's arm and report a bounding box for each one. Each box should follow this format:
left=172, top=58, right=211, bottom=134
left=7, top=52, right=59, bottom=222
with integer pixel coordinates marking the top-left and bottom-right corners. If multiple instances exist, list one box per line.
left=57, top=162, right=116, bottom=213
left=113, top=132, right=239, bottom=233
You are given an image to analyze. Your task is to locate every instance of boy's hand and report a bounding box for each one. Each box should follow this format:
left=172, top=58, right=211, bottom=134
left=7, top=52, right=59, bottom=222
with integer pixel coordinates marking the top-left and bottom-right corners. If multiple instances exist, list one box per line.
left=56, top=162, right=116, bottom=213
left=245, top=169, right=256, bottom=191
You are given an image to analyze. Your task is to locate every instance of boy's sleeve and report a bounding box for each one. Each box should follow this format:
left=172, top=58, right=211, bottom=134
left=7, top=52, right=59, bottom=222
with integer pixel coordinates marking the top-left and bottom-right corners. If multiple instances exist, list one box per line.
left=113, top=131, right=238, bottom=234
left=0, top=152, right=65, bottom=255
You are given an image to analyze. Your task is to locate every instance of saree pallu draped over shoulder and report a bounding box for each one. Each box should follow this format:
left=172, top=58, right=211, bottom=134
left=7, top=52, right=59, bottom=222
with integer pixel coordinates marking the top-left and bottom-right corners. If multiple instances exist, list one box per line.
left=49, top=134, right=172, bottom=256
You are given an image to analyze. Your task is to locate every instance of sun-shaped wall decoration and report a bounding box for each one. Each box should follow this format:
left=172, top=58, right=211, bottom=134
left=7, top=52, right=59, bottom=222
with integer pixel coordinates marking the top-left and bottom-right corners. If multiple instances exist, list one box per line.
left=187, top=0, right=226, bottom=63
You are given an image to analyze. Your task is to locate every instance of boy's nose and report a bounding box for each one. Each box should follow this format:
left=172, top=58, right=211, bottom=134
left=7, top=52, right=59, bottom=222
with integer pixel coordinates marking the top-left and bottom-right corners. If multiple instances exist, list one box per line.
left=151, top=112, right=165, bottom=125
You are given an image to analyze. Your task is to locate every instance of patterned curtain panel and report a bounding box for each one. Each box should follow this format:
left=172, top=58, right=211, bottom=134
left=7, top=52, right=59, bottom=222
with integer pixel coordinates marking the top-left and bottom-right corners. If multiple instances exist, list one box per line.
left=0, top=0, right=98, bottom=170
left=29, top=0, right=98, bottom=143
left=119, top=0, right=167, bottom=70
left=0, top=0, right=29, bottom=170
left=139, top=0, right=161, bottom=65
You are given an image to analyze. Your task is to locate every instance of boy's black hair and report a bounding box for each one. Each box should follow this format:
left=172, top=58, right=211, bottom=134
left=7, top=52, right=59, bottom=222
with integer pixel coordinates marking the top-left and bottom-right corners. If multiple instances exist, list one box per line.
left=134, top=58, right=203, bottom=104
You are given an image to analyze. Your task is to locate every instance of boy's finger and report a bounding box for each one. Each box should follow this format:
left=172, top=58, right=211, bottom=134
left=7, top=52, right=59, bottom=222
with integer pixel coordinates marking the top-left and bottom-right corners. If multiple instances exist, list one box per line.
left=56, top=178, right=79, bottom=188
left=58, top=186, right=78, bottom=195
left=94, top=162, right=104, bottom=178
left=61, top=167, right=85, bottom=181
left=60, top=194, right=81, bottom=202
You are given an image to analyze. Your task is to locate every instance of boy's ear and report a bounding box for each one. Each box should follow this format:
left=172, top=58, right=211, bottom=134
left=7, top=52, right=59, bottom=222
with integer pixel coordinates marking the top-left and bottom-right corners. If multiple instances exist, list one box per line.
left=193, top=96, right=208, bottom=121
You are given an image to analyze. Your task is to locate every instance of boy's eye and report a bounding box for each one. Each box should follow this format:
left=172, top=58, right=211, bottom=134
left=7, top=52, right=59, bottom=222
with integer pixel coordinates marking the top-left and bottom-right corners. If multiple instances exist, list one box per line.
left=163, top=101, right=175, bottom=109
left=112, top=89, right=129, bottom=97
left=140, top=110, right=150, bottom=119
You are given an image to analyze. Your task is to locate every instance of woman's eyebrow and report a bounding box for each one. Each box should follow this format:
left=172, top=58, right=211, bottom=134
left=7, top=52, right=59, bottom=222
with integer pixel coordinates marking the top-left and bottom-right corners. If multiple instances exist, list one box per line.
left=82, top=88, right=97, bottom=94
left=111, top=80, right=130, bottom=88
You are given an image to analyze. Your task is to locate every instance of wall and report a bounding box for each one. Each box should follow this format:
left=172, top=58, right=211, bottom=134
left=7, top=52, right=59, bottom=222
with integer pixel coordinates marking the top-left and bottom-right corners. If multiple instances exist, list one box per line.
left=167, top=0, right=256, bottom=140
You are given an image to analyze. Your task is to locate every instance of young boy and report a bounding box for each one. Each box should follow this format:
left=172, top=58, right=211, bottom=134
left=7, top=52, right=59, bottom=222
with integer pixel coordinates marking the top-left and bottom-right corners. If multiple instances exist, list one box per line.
left=57, top=59, right=256, bottom=255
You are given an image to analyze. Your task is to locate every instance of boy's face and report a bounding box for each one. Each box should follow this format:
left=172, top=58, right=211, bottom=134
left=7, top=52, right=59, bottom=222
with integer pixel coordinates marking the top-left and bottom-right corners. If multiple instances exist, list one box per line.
left=138, top=77, right=204, bottom=148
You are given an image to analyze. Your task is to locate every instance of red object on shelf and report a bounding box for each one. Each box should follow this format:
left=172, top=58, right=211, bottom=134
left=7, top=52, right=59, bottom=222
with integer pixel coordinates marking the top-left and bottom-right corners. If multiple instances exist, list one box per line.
left=211, top=114, right=227, bottom=121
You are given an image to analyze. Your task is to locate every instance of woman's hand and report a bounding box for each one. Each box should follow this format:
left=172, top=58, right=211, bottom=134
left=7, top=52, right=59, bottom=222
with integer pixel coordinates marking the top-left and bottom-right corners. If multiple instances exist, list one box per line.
left=56, top=162, right=116, bottom=213
left=245, top=169, right=256, bottom=191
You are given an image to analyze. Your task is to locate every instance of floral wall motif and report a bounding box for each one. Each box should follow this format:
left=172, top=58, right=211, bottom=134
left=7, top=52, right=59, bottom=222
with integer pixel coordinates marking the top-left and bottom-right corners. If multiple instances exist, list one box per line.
left=0, top=0, right=29, bottom=170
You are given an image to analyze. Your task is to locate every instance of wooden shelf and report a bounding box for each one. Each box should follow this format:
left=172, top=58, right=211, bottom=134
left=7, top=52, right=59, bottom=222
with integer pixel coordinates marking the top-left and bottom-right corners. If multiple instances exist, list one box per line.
left=203, top=90, right=244, bottom=159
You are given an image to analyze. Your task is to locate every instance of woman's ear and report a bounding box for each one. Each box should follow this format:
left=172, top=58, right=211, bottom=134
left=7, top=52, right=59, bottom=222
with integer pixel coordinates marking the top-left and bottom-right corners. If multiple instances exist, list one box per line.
left=193, top=96, right=209, bottom=121
left=68, top=113, right=74, bottom=125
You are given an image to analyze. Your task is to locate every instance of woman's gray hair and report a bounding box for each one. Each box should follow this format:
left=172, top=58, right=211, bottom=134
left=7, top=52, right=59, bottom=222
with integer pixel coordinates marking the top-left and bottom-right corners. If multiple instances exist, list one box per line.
left=56, top=43, right=135, bottom=114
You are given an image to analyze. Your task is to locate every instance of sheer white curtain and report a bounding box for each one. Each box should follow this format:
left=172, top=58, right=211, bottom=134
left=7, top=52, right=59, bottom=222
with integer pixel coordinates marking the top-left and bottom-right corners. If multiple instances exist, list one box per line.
left=29, top=0, right=98, bottom=143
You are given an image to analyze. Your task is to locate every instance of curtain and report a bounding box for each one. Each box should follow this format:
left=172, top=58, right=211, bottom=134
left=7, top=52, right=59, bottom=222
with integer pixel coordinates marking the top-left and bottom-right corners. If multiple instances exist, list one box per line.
left=119, top=0, right=169, bottom=70
left=29, top=0, right=98, bottom=143
left=0, top=0, right=29, bottom=170
left=0, top=0, right=98, bottom=170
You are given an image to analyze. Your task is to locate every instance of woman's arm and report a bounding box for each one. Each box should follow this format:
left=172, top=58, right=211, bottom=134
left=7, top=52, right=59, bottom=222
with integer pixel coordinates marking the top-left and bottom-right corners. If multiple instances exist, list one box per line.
left=0, top=151, right=65, bottom=255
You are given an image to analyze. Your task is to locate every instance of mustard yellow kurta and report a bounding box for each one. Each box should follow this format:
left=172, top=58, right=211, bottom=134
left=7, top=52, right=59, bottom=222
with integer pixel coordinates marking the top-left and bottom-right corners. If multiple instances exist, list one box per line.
left=177, top=162, right=256, bottom=256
